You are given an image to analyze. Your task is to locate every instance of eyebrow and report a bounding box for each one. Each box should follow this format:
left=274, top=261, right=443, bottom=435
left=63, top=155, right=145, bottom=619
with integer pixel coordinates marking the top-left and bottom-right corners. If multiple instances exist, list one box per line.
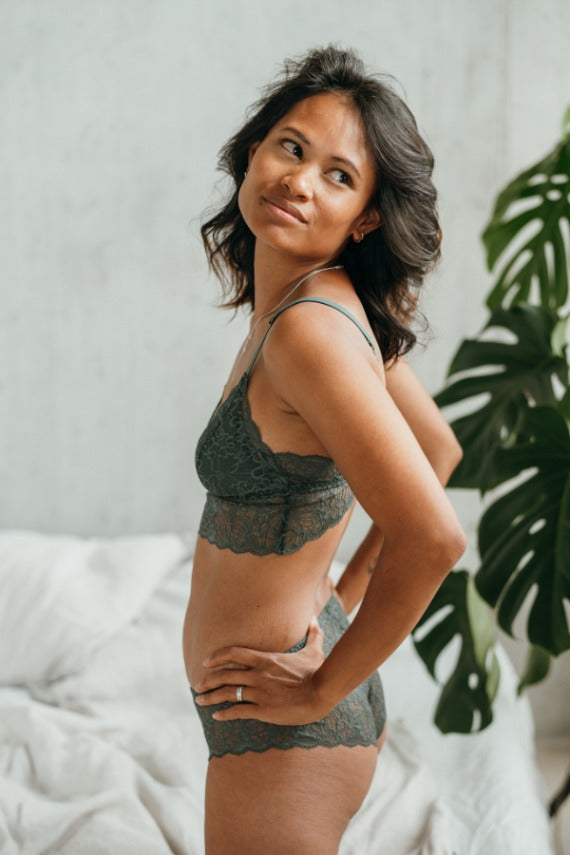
left=280, top=126, right=362, bottom=179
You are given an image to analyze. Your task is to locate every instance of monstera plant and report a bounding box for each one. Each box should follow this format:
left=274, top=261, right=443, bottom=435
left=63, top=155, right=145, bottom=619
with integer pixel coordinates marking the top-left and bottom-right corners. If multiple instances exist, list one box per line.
left=411, top=105, right=570, bottom=748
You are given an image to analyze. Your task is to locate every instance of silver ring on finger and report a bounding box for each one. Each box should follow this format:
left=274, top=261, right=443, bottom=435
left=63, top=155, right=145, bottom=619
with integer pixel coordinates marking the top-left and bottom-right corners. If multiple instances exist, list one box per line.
left=236, top=685, right=244, bottom=703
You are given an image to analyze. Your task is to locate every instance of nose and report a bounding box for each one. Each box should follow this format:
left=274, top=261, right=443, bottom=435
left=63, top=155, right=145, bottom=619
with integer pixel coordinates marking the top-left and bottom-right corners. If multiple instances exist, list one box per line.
left=280, top=164, right=313, bottom=199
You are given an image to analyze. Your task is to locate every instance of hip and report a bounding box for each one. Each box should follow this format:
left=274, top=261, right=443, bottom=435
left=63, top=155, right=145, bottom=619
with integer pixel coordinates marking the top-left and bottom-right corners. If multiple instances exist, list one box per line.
left=189, top=593, right=387, bottom=760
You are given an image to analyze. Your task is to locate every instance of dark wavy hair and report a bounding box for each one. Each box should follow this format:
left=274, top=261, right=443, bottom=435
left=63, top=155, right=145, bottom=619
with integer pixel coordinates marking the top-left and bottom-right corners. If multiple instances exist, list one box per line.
left=201, top=44, right=442, bottom=362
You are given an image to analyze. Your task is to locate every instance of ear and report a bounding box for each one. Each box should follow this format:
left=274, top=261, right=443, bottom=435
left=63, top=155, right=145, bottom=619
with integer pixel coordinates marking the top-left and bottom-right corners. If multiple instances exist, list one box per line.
left=248, top=141, right=261, bottom=167
left=357, top=205, right=382, bottom=238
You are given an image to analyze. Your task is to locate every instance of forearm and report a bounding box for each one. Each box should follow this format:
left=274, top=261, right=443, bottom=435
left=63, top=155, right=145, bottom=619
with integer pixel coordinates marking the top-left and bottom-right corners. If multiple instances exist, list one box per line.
left=335, top=449, right=459, bottom=615
left=385, top=357, right=463, bottom=487
left=315, top=528, right=466, bottom=711
left=335, top=523, right=384, bottom=614
left=334, top=366, right=463, bottom=615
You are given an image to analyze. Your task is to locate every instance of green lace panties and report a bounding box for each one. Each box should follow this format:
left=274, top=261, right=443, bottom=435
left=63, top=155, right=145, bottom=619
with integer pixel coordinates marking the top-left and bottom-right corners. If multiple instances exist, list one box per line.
left=190, top=593, right=386, bottom=760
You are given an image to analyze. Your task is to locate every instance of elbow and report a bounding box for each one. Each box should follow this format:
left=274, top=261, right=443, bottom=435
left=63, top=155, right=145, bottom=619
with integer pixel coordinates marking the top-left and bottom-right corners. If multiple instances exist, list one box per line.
left=433, top=431, right=464, bottom=485
left=445, top=523, right=468, bottom=568
left=441, top=524, right=468, bottom=572
left=448, top=435, right=463, bottom=479
left=424, top=520, right=467, bottom=577
left=449, top=434, right=463, bottom=471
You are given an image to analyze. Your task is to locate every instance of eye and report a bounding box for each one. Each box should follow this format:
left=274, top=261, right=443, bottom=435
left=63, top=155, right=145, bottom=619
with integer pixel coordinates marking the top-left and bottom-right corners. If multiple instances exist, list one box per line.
left=281, top=138, right=303, bottom=158
left=330, top=168, right=352, bottom=186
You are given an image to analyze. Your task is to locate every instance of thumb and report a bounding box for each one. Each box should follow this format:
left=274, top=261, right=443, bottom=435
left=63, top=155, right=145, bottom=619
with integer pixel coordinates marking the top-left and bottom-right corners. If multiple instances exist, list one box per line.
left=307, top=616, right=323, bottom=643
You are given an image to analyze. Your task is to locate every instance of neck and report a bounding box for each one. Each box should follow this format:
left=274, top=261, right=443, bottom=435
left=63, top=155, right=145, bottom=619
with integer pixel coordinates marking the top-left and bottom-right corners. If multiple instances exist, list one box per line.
left=252, top=242, right=338, bottom=318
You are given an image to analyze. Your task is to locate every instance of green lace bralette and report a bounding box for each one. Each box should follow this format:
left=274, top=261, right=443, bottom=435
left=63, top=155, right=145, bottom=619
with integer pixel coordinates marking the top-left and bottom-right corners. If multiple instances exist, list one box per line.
left=194, top=297, right=378, bottom=556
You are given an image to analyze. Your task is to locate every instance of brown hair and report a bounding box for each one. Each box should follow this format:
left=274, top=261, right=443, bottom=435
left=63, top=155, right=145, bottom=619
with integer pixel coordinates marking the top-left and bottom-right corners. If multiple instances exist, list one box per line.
left=201, top=44, right=442, bottom=362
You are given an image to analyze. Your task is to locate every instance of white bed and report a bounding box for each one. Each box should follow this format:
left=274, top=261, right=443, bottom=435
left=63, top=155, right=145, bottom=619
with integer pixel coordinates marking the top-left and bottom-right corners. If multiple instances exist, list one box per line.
left=0, top=530, right=554, bottom=854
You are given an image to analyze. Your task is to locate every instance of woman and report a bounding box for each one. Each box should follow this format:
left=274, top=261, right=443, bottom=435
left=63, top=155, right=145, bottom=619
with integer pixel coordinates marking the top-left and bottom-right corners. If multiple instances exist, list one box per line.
left=182, top=45, right=466, bottom=854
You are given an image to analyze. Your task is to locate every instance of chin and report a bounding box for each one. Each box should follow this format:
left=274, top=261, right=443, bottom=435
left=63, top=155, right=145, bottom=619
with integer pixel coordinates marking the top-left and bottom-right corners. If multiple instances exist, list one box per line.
left=250, top=220, right=305, bottom=250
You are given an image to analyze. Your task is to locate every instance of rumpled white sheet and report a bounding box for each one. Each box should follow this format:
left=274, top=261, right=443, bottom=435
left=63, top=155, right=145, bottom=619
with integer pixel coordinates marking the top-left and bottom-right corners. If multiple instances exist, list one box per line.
left=0, top=530, right=191, bottom=684
left=0, top=532, right=554, bottom=854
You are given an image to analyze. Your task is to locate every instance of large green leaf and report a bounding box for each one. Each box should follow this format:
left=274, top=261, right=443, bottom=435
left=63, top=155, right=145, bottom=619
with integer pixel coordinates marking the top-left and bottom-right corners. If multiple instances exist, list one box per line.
left=481, top=123, right=570, bottom=310
left=434, top=306, right=567, bottom=490
left=561, top=387, right=570, bottom=423
left=476, top=406, right=570, bottom=655
left=412, top=570, right=500, bottom=733
left=517, top=644, right=551, bottom=695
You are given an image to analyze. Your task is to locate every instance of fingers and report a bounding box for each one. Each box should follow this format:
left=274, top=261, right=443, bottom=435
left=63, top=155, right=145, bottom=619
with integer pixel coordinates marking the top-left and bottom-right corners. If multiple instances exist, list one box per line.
left=194, top=668, right=252, bottom=694
left=203, top=646, right=263, bottom=668
left=195, top=684, right=258, bottom=707
left=307, top=617, right=324, bottom=646
left=212, top=704, right=264, bottom=722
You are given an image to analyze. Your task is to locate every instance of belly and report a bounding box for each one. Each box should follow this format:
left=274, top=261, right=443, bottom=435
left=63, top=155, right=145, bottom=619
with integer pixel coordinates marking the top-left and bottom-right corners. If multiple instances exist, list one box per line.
left=182, top=522, right=346, bottom=689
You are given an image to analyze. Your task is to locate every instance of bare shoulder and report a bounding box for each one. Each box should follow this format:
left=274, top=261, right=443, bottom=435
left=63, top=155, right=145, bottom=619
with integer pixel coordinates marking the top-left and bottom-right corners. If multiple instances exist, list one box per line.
left=258, top=282, right=459, bottom=539
left=302, top=267, right=374, bottom=335
left=263, top=268, right=385, bottom=396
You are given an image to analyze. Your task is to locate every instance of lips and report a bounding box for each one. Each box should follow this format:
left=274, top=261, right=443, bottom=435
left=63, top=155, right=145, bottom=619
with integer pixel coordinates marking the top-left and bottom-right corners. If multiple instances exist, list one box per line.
left=262, top=195, right=307, bottom=224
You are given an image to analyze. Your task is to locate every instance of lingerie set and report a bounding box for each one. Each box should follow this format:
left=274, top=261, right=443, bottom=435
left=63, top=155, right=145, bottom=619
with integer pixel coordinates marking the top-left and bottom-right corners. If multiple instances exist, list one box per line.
left=192, top=271, right=386, bottom=760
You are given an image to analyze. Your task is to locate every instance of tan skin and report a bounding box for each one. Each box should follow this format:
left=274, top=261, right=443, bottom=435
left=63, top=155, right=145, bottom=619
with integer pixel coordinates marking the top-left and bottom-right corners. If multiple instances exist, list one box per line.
left=335, top=357, right=464, bottom=616
left=182, top=92, right=466, bottom=854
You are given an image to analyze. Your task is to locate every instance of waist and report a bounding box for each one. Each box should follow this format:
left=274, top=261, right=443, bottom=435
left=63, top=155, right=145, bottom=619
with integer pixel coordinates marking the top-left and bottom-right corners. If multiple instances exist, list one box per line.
left=183, top=546, right=336, bottom=688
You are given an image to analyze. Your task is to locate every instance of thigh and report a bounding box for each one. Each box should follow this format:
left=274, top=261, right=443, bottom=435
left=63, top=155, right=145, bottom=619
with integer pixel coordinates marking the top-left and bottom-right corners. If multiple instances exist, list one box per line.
left=204, top=744, right=378, bottom=855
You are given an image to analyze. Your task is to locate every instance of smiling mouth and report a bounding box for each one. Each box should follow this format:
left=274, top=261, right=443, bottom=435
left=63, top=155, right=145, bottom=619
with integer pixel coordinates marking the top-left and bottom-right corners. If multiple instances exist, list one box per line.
left=262, top=197, right=307, bottom=224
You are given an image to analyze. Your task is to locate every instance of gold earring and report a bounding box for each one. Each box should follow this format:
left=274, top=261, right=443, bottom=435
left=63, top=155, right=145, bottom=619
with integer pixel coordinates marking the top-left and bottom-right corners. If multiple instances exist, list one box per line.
left=354, top=231, right=364, bottom=243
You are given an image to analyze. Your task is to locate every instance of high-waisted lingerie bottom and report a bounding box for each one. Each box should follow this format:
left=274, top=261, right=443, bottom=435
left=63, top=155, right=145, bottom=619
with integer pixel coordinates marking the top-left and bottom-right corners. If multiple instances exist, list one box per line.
left=190, top=592, right=387, bottom=760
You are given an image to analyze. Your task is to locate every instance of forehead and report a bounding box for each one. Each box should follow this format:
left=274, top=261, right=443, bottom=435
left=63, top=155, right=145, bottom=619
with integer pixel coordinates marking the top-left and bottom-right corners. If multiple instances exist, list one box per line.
left=273, top=92, right=373, bottom=171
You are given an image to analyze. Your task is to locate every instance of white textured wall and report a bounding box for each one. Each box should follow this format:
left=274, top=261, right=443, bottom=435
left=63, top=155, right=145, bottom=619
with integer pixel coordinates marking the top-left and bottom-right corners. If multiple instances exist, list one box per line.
left=1, top=0, right=569, bottom=735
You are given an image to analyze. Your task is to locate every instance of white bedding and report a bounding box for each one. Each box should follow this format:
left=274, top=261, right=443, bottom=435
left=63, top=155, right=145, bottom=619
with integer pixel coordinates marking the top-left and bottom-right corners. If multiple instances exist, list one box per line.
left=0, top=531, right=554, bottom=854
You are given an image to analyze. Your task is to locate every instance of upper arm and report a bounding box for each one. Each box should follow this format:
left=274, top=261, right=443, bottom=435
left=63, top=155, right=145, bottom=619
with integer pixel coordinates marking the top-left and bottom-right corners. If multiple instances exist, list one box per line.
left=263, top=305, right=463, bottom=545
left=385, top=358, right=463, bottom=483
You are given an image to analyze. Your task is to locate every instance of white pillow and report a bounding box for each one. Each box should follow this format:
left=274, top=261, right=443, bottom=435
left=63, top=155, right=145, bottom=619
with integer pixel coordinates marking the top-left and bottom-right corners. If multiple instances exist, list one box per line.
left=0, top=530, right=192, bottom=685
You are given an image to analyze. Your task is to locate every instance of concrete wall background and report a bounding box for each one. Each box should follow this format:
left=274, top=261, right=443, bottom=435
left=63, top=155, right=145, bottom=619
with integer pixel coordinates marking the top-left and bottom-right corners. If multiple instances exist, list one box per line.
left=1, top=0, right=569, bottom=736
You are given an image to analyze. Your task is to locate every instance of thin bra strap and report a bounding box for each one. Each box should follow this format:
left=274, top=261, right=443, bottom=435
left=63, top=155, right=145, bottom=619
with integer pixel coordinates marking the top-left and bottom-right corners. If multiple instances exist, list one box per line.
left=246, top=297, right=379, bottom=374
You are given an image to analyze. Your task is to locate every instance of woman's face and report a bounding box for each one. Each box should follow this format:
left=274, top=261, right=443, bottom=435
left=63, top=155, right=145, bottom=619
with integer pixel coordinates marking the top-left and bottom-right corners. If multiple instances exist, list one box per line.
left=238, top=92, right=380, bottom=264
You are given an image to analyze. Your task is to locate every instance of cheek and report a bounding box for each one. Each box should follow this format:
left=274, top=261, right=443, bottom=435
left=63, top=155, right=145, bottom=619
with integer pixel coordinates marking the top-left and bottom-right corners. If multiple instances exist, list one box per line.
left=237, top=156, right=274, bottom=223
left=237, top=182, right=246, bottom=217
left=237, top=181, right=256, bottom=230
left=320, top=198, right=361, bottom=233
